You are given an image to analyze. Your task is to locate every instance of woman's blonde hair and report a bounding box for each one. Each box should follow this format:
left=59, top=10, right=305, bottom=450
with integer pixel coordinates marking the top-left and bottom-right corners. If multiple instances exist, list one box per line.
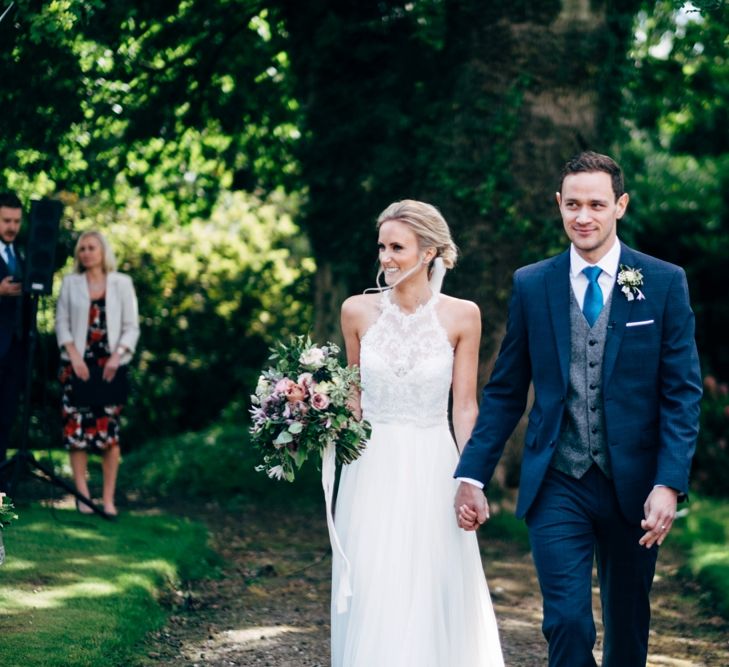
left=73, top=230, right=117, bottom=274
left=376, top=200, right=458, bottom=269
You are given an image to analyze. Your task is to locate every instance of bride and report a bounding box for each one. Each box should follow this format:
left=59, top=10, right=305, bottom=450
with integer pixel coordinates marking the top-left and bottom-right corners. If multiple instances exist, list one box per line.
left=332, top=200, right=504, bottom=666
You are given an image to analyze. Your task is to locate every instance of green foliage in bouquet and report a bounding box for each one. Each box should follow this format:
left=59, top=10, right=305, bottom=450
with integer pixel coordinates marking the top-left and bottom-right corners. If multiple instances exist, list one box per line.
left=0, top=493, right=18, bottom=530
left=250, top=336, right=371, bottom=482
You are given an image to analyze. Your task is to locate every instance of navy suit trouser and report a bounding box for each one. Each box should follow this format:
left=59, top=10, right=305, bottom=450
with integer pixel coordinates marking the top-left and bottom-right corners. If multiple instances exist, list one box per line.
left=0, top=336, right=24, bottom=466
left=526, top=466, right=658, bottom=667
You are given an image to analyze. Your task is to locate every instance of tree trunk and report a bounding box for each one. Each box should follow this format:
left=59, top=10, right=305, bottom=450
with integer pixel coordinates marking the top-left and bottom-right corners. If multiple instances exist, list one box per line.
left=313, top=260, right=348, bottom=346
left=441, top=0, right=640, bottom=362
left=435, top=0, right=641, bottom=485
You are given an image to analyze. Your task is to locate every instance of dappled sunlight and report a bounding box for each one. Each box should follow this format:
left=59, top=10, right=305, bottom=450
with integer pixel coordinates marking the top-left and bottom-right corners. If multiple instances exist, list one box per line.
left=499, top=616, right=541, bottom=630
left=177, top=623, right=319, bottom=660
left=0, top=580, right=121, bottom=614
left=0, top=558, right=35, bottom=572
left=644, top=611, right=729, bottom=666
left=22, top=522, right=111, bottom=543
left=65, top=554, right=119, bottom=567
left=647, top=657, right=709, bottom=666
left=0, top=505, right=214, bottom=664
left=115, top=572, right=163, bottom=595
left=494, top=600, right=543, bottom=626
left=489, top=565, right=537, bottom=595
left=226, top=625, right=312, bottom=646
left=127, top=558, right=177, bottom=577
left=695, top=549, right=729, bottom=568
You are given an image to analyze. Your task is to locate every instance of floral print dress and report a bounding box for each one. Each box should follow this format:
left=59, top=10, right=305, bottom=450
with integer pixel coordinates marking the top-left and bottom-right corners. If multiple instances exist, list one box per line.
left=59, top=297, right=122, bottom=452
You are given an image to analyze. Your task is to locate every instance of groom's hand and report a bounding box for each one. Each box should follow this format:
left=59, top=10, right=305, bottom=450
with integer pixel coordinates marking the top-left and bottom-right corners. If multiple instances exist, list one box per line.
left=639, top=486, right=678, bottom=548
left=454, top=481, right=490, bottom=531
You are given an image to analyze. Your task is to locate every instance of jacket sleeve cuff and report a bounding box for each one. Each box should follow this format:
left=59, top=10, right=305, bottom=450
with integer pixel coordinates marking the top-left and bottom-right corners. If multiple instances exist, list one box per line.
left=457, top=477, right=485, bottom=490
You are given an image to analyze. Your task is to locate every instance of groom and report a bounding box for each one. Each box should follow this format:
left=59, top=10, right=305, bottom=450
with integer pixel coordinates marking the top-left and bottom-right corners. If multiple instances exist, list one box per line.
left=454, top=151, right=702, bottom=666
left=0, top=192, right=26, bottom=480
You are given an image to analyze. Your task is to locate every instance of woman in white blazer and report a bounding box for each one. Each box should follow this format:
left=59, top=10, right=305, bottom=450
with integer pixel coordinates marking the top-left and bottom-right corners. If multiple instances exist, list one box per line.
left=55, top=230, right=139, bottom=517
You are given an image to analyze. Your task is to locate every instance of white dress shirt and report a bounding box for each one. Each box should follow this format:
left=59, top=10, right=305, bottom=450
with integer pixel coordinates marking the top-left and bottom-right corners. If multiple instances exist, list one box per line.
left=0, top=241, right=15, bottom=268
left=569, top=237, right=621, bottom=310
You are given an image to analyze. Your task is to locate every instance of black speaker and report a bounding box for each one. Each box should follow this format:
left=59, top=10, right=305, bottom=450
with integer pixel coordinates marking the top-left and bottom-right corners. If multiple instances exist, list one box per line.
left=23, top=199, right=62, bottom=295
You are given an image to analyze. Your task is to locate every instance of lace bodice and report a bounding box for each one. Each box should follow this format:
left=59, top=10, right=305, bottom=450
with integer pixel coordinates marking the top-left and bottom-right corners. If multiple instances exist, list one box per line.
left=359, top=291, right=454, bottom=426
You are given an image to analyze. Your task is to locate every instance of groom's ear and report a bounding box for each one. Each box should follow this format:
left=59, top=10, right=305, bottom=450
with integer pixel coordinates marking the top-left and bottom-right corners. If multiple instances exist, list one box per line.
left=616, top=192, right=629, bottom=219
left=555, top=192, right=562, bottom=207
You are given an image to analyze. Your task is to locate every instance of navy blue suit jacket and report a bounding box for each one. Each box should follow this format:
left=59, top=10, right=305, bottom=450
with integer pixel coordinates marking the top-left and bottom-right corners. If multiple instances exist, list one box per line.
left=455, top=243, right=702, bottom=523
left=0, top=249, right=24, bottom=359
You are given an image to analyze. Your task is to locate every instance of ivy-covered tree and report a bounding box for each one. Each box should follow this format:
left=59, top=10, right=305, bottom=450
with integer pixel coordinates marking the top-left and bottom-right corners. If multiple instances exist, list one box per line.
left=623, top=0, right=729, bottom=376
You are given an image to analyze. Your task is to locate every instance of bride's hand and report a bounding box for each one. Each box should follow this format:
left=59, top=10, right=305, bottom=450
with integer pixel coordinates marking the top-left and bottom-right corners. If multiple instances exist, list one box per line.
left=458, top=504, right=480, bottom=531
left=346, top=391, right=362, bottom=421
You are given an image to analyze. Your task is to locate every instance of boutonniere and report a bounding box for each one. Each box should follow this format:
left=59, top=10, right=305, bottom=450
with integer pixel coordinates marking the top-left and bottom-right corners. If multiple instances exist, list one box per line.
left=617, top=264, right=645, bottom=301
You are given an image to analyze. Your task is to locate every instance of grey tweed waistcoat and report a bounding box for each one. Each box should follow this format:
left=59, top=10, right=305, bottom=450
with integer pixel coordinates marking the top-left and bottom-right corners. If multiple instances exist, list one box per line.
left=550, top=287, right=613, bottom=479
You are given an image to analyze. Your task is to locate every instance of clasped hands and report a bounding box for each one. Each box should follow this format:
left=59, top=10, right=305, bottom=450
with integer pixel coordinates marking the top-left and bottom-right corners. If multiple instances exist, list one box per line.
left=454, top=481, right=490, bottom=532
left=70, top=351, right=122, bottom=383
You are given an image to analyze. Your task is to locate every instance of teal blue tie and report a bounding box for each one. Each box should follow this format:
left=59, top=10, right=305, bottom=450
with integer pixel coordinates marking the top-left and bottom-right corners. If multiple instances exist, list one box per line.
left=5, top=245, right=17, bottom=276
left=582, top=266, right=603, bottom=327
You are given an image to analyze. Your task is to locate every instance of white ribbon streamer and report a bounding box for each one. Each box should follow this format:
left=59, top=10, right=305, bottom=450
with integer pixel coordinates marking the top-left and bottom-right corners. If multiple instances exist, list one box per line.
left=322, top=442, right=352, bottom=613
left=428, top=256, right=446, bottom=295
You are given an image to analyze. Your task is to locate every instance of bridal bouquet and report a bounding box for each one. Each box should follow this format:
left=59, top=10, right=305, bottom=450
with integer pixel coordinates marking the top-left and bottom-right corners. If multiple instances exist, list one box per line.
left=0, top=493, right=17, bottom=530
left=249, top=336, right=371, bottom=482
left=0, top=493, right=18, bottom=566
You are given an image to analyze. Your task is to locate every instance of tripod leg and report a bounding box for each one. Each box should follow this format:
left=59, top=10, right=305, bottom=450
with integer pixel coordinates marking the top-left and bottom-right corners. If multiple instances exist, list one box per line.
left=29, top=454, right=113, bottom=520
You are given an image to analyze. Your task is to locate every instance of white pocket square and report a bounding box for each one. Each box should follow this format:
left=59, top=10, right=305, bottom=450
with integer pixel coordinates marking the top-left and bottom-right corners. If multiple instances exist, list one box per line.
left=626, top=319, right=654, bottom=328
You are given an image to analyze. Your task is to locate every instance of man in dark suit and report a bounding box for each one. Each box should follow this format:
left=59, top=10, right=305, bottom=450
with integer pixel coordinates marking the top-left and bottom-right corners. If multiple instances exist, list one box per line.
left=0, top=191, right=25, bottom=475
left=454, top=152, right=702, bottom=666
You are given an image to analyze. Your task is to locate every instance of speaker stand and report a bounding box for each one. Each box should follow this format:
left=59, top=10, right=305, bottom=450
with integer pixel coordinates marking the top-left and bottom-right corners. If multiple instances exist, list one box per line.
left=0, top=293, right=113, bottom=520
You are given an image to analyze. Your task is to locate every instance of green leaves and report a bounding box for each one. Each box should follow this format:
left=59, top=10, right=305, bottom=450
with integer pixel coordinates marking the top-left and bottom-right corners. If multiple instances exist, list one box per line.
left=274, top=430, right=293, bottom=445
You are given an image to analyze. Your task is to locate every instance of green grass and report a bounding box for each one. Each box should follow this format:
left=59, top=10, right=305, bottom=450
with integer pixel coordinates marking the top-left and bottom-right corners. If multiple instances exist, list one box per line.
left=672, top=495, right=729, bottom=619
left=0, top=505, right=220, bottom=667
left=119, top=408, right=324, bottom=508
left=482, top=508, right=531, bottom=550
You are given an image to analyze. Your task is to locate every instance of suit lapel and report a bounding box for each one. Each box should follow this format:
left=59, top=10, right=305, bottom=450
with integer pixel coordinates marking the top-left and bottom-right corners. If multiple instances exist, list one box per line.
left=603, top=243, right=636, bottom=387
left=546, top=251, right=571, bottom=390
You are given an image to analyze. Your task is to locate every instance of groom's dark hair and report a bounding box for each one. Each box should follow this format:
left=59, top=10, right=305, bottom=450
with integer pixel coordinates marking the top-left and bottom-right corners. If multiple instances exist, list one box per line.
left=560, top=151, right=625, bottom=200
left=0, top=191, right=22, bottom=210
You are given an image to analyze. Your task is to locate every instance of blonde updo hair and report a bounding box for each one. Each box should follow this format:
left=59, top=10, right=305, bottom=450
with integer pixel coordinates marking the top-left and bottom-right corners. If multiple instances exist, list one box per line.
left=73, top=230, right=117, bottom=274
left=376, top=200, right=458, bottom=269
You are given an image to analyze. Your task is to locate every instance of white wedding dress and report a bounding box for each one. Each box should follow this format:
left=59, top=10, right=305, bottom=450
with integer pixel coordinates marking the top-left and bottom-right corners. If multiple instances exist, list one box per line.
left=331, top=290, right=504, bottom=666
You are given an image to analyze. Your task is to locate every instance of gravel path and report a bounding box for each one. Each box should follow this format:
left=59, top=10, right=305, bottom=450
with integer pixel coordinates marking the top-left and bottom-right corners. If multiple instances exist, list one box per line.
left=137, top=502, right=729, bottom=666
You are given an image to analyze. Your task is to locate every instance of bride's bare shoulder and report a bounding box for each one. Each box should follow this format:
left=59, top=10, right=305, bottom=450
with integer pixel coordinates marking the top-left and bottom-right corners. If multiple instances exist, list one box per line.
left=341, top=293, right=382, bottom=321
left=437, top=294, right=480, bottom=321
